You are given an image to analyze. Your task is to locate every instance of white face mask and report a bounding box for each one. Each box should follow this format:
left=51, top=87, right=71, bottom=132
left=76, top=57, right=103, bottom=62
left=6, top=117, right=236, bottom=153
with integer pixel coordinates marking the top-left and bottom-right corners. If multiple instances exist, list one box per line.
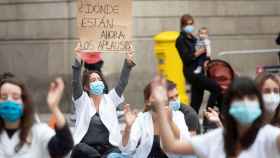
left=263, top=93, right=280, bottom=113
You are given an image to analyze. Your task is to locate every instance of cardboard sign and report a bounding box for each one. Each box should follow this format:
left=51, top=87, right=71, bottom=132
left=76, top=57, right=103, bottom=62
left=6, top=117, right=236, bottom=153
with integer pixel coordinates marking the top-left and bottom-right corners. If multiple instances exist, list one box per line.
left=77, top=0, right=133, bottom=53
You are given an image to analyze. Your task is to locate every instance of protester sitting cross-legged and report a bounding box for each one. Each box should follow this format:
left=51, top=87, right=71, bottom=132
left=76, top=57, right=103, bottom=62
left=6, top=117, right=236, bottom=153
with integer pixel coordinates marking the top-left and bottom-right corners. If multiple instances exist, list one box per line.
left=0, top=77, right=73, bottom=158
left=70, top=47, right=135, bottom=158
left=256, top=73, right=280, bottom=127
left=151, top=76, right=280, bottom=158
left=166, top=80, right=201, bottom=135
left=119, top=81, right=192, bottom=158
left=202, top=59, right=235, bottom=132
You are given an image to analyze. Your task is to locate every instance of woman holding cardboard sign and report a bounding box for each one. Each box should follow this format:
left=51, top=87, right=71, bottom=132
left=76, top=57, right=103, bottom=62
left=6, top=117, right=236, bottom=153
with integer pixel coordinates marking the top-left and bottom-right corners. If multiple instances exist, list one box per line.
left=70, top=46, right=135, bottom=158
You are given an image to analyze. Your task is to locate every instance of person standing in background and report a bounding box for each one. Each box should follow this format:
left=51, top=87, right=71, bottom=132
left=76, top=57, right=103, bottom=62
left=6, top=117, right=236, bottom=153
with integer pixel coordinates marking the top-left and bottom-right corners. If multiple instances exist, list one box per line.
left=175, top=14, right=221, bottom=113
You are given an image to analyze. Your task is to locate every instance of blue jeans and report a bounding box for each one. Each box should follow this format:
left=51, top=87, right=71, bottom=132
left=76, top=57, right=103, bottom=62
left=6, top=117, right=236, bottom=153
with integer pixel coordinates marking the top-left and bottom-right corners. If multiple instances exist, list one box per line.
left=107, top=153, right=129, bottom=158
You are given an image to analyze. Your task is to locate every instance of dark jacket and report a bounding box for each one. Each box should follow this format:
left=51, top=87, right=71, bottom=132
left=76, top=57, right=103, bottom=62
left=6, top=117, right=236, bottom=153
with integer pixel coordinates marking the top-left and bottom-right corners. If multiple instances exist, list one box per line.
left=276, top=33, right=280, bottom=45
left=179, top=104, right=201, bottom=134
left=175, top=31, right=198, bottom=74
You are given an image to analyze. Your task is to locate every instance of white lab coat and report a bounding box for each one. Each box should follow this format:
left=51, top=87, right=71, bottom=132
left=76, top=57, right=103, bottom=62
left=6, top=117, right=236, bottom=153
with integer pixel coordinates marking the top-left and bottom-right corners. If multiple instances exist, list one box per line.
left=120, top=111, right=191, bottom=158
left=73, top=89, right=124, bottom=146
left=0, top=123, right=55, bottom=158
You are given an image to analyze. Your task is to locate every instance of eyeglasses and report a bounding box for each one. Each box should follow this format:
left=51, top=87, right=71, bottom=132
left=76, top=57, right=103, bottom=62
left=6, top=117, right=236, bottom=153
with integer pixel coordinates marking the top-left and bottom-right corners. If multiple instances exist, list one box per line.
left=263, top=88, right=280, bottom=94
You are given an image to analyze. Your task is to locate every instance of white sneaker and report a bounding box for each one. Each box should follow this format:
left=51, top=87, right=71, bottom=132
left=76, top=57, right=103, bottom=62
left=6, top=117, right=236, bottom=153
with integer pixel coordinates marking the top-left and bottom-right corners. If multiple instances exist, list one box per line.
left=194, top=66, right=202, bottom=74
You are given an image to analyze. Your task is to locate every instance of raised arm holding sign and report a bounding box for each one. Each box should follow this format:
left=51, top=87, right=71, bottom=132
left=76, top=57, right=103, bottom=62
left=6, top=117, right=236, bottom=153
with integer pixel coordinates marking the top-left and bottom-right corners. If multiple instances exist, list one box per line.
left=77, top=0, right=133, bottom=53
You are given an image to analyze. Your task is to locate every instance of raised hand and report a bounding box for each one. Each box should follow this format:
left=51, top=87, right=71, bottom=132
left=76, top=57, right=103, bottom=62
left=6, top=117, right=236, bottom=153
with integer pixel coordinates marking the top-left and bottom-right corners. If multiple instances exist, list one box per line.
left=124, top=104, right=137, bottom=127
left=150, top=75, right=168, bottom=111
left=204, top=107, right=222, bottom=127
left=126, top=51, right=134, bottom=65
left=74, top=44, right=82, bottom=62
left=47, top=78, right=64, bottom=111
left=47, top=77, right=66, bottom=128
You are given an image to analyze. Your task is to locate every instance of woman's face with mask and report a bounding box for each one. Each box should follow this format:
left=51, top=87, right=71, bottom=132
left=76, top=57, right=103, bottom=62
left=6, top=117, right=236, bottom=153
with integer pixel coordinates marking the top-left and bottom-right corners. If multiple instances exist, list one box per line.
left=88, top=72, right=105, bottom=96
left=0, top=83, right=24, bottom=123
left=261, top=78, right=280, bottom=113
left=183, top=20, right=194, bottom=34
left=229, top=95, right=262, bottom=125
left=0, top=83, right=23, bottom=105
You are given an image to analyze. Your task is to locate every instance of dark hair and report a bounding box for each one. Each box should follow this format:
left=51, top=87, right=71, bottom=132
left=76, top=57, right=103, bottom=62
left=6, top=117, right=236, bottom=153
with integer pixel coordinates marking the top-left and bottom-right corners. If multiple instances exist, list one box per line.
left=180, top=14, right=194, bottom=30
left=82, top=70, right=109, bottom=94
left=143, top=82, right=152, bottom=112
left=207, top=59, right=235, bottom=94
left=271, top=105, right=280, bottom=127
left=84, top=60, right=104, bottom=72
left=166, top=80, right=177, bottom=91
left=0, top=78, right=34, bottom=152
left=222, top=77, right=266, bottom=157
left=206, top=59, right=234, bottom=80
left=255, top=73, right=280, bottom=126
left=255, top=73, right=280, bottom=91
left=0, top=72, right=15, bottom=81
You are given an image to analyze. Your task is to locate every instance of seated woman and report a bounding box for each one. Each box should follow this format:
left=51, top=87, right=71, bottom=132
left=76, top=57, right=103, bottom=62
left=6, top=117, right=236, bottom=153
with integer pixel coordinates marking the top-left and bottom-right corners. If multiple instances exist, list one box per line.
left=203, top=59, right=235, bottom=132
left=119, top=82, right=191, bottom=158
left=255, top=73, right=280, bottom=127
left=71, top=48, right=135, bottom=158
left=152, top=76, right=280, bottom=158
left=0, top=77, right=73, bottom=158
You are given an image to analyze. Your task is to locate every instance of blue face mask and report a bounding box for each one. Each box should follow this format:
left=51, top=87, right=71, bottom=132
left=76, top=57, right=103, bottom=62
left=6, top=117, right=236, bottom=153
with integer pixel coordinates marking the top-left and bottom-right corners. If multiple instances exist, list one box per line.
left=0, top=101, right=23, bottom=123
left=183, top=25, right=194, bottom=33
left=169, top=99, right=181, bottom=111
left=229, top=100, right=262, bottom=125
left=89, top=80, right=105, bottom=96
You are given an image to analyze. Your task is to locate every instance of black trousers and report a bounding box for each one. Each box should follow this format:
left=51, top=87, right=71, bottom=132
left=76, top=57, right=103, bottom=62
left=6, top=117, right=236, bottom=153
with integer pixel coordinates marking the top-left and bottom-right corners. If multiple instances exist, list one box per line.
left=184, top=68, right=222, bottom=113
left=70, top=143, right=121, bottom=158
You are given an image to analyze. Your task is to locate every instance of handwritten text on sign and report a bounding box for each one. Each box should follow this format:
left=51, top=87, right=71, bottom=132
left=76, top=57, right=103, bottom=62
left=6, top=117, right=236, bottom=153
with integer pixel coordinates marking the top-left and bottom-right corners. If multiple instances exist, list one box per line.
left=77, top=0, right=133, bottom=53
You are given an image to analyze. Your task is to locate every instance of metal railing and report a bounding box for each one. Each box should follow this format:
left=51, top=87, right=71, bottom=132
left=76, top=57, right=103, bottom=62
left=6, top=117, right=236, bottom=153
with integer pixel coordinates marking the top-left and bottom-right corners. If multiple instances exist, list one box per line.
left=218, top=48, right=280, bottom=75
left=219, top=48, right=280, bottom=56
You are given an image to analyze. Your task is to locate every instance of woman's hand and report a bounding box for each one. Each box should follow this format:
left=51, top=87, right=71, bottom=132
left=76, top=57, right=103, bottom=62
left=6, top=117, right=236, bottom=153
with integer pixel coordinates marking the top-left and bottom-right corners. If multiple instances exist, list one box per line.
left=150, top=76, right=168, bottom=111
left=74, top=44, right=82, bottom=63
left=47, top=78, right=64, bottom=111
left=47, top=78, right=66, bottom=128
left=124, top=104, right=137, bottom=128
left=126, top=52, right=134, bottom=65
left=204, top=107, right=222, bottom=127
left=194, top=48, right=206, bottom=57
left=122, top=104, right=137, bottom=146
